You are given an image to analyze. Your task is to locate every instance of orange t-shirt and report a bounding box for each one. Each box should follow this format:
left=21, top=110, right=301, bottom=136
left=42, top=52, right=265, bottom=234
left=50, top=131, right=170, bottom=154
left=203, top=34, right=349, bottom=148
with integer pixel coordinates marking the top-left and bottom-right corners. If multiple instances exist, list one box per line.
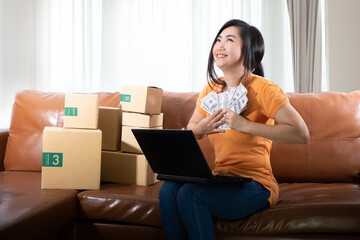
left=196, top=74, right=289, bottom=207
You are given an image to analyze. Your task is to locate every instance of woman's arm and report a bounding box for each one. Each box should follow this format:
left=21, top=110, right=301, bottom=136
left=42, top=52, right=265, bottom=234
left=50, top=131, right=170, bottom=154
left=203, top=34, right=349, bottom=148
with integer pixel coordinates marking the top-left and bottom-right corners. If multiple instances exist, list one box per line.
left=224, top=103, right=309, bottom=144
left=187, top=108, right=226, bottom=139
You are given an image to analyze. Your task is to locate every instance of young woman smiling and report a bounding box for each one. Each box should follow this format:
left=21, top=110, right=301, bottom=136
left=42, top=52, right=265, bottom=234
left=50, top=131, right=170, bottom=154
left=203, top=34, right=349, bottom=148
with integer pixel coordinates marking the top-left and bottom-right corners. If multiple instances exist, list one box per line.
left=159, top=19, right=309, bottom=240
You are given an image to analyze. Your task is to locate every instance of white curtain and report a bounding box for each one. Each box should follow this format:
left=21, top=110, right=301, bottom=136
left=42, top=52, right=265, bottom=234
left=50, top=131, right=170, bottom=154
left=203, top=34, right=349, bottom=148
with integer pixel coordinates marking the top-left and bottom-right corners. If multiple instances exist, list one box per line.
left=33, top=0, right=102, bottom=92
left=0, top=0, right=293, bottom=128
left=0, top=0, right=102, bottom=128
left=101, top=0, right=293, bottom=93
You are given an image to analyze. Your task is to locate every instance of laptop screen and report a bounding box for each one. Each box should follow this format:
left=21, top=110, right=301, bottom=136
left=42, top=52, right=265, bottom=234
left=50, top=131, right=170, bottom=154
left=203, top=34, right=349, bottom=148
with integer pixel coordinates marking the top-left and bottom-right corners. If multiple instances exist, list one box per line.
left=132, top=129, right=213, bottom=179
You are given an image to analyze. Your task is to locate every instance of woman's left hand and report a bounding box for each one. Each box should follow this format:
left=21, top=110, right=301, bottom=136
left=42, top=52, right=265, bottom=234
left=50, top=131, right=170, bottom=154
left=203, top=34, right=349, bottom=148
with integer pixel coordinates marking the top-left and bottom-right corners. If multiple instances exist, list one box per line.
left=223, top=108, right=249, bottom=132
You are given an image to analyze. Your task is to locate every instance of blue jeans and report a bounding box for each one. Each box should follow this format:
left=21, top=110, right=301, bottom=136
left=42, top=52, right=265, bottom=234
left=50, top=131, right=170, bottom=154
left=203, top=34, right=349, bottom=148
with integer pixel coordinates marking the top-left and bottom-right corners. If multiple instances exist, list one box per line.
left=158, top=181, right=270, bottom=240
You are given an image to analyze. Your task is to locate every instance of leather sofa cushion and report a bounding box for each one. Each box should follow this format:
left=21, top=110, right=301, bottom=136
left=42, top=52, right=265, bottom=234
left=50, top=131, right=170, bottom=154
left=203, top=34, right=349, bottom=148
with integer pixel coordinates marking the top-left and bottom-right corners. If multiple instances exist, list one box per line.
left=286, top=91, right=360, bottom=139
left=0, top=171, right=78, bottom=239
left=271, top=138, right=360, bottom=183
left=271, top=91, right=360, bottom=182
left=78, top=182, right=163, bottom=228
left=78, top=182, right=360, bottom=235
left=161, top=91, right=198, bottom=130
left=215, top=183, right=360, bottom=235
left=4, top=90, right=120, bottom=171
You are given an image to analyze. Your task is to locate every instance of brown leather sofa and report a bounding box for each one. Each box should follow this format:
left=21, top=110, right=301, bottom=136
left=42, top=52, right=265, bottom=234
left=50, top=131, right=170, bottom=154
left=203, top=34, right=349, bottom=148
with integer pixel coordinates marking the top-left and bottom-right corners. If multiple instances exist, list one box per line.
left=1, top=89, right=360, bottom=240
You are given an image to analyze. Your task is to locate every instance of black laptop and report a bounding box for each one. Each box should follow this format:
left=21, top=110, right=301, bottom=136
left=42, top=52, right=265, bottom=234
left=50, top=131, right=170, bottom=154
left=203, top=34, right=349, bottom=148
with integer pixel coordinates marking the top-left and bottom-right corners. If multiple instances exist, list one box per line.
left=131, top=129, right=252, bottom=184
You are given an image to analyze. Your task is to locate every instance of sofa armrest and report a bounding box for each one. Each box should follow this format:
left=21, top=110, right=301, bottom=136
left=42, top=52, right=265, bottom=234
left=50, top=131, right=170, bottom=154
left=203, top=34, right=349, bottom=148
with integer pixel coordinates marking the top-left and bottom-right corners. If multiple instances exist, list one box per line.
left=0, top=129, right=9, bottom=171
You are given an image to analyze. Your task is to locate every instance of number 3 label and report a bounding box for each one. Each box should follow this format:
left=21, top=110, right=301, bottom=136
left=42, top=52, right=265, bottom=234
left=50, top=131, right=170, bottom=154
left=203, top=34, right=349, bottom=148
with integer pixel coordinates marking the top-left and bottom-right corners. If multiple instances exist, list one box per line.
left=42, top=153, right=63, bottom=167
left=52, top=154, right=60, bottom=165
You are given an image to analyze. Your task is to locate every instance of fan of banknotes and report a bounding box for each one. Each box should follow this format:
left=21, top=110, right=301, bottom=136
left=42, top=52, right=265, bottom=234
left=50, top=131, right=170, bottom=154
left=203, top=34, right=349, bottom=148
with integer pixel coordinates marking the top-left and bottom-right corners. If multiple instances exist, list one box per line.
left=200, top=84, right=248, bottom=130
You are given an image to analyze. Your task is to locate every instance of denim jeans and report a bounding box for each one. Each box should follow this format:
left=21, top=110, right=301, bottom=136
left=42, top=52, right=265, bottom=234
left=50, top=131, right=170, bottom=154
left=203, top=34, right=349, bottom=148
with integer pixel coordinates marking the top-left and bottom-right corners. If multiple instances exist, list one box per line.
left=158, top=181, right=270, bottom=240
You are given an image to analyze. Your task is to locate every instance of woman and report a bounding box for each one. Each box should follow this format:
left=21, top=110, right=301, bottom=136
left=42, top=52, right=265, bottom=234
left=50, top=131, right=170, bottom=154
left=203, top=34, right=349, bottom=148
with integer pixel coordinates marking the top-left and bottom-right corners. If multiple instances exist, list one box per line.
left=159, top=19, right=309, bottom=240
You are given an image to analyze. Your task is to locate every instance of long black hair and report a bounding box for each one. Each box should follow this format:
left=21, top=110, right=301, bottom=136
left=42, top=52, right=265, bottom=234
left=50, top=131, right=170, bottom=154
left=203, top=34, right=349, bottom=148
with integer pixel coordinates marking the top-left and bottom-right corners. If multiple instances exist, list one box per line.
left=207, top=19, right=265, bottom=89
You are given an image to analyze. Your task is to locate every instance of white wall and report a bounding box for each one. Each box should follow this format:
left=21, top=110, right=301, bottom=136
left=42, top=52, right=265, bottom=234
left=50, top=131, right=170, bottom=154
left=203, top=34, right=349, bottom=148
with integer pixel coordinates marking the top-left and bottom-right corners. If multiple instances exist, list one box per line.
left=327, top=0, right=360, bottom=92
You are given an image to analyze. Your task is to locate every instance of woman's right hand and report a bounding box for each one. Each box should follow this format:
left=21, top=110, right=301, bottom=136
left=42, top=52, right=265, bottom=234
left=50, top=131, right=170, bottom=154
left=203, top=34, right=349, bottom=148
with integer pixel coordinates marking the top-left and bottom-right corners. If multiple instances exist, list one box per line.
left=187, top=108, right=226, bottom=139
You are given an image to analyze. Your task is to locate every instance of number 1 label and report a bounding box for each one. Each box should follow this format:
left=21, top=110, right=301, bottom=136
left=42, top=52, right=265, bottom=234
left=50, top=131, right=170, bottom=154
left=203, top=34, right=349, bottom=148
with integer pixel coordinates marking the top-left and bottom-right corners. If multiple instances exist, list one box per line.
left=64, top=107, right=78, bottom=116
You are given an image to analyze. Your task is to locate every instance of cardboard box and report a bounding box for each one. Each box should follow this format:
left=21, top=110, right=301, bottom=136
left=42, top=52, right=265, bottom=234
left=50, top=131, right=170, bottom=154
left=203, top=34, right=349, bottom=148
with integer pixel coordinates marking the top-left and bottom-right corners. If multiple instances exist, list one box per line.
left=99, top=107, right=122, bottom=151
left=120, top=86, right=163, bottom=114
left=64, top=94, right=99, bottom=129
left=122, top=112, right=163, bottom=127
left=41, top=127, right=102, bottom=190
left=101, top=151, right=158, bottom=186
left=121, top=126, right=163, bottom=153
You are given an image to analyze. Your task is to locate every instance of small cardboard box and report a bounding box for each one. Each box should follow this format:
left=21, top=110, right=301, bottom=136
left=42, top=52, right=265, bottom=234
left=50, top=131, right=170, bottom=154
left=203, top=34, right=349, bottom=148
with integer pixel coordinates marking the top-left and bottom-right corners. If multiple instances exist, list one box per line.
left=122, top=112, right=163, bottom=127
left=120, top=86, right=163, bottom=114
left=121, top=126, right=163, bottom=153
left=101, top=151, right=158, bottom=186
left=99, top=107, right=122, bottom=151
left=41, top=127, right=102, bottom=190
left=64, top=94, right=99, bottom=129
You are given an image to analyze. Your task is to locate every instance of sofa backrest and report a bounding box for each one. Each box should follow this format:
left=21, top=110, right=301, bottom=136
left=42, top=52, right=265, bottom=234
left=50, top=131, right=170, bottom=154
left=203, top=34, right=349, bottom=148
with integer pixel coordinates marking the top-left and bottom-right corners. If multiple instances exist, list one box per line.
left=161, top=90, right=360, bottom=183
left=0, top=130, right=8, bottom=171
left=4, top=90, right=120, bottom=171
left=4, top=89, right=359, bottom=183
left=271, top=91, right=360, bottom=183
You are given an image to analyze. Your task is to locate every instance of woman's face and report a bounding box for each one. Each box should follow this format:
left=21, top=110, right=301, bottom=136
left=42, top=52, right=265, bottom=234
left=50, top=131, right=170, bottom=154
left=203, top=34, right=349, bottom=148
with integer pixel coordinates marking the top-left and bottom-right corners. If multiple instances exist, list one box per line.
left=212, top=26, right=243, bottom=71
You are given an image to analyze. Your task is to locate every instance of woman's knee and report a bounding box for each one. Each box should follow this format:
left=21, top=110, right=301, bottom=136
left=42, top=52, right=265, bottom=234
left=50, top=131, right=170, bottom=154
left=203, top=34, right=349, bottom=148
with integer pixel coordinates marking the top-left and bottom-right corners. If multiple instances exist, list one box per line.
left=177, top=183, right=204, bottom=205
left=159, top=181, right=183, bottom=201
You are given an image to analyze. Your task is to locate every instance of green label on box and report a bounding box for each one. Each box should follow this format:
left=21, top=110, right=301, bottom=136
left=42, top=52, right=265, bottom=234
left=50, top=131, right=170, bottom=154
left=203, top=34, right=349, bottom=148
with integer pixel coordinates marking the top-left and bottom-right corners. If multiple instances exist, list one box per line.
left=64, top=107, right=78, bottom=116
left=120, top=94, right=131, bottom=102
left=42, top=153, right=63, bottom=167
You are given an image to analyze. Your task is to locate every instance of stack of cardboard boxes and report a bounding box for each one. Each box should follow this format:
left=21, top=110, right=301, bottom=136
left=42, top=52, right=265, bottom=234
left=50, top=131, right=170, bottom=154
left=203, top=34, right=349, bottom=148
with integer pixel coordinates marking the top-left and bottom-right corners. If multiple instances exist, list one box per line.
left=41, top=86, right=163, bottom=189
left=101, top=86, right=163, bottom=186
left=41, top=94, right=102, bottom=190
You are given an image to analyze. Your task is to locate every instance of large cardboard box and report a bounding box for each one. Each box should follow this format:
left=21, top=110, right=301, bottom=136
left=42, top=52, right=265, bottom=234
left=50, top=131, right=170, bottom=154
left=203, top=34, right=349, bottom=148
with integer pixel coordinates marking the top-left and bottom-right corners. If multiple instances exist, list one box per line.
left=121, top=126, right=163, bottom=153
left=120, top=86, right=163, bottom=114
left=64, top=94, right=99, bottom=129
left=122, top=112, right=163, bottom=128
left=101, top=151, right=158, bottom=186
left=41, top=127, right=102, bottom=190
left=99, top=107, right=122, bottom=151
